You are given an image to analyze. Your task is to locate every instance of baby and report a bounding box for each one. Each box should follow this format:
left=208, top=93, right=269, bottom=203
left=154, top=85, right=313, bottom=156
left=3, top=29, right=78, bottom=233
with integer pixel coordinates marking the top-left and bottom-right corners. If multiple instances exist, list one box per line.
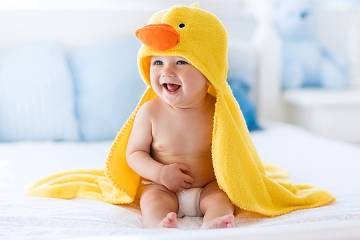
left=126, top=55, right=235, bottom=228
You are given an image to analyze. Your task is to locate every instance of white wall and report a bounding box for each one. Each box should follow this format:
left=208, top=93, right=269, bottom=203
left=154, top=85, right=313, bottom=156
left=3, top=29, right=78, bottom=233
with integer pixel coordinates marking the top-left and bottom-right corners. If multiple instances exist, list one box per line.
left=0, top=0, right=256, bottom=45
left=316, top=6, right=360, bottom=89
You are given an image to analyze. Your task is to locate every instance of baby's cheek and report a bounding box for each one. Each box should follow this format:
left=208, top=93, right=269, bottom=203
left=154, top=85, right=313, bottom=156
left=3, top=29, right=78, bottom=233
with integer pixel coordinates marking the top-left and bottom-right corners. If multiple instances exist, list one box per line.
left=149, top=77, right=159, bottom=89
left=150, top=81, right=164, bottom=97
left=192, top=82, right=208, bottom=94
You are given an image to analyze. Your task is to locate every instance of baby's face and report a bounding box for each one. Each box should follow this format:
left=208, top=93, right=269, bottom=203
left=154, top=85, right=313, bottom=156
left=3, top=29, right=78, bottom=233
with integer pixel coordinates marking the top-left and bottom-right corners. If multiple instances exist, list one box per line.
left=150, top=56, right=209, bottom=108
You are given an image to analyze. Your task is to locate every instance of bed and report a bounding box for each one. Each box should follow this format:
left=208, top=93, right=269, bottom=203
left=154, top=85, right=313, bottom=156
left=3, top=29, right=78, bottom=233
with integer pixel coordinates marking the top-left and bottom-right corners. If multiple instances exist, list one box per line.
left=1, top=122, right=360, bottom=239
left=1, top=1, right=360, bottom=240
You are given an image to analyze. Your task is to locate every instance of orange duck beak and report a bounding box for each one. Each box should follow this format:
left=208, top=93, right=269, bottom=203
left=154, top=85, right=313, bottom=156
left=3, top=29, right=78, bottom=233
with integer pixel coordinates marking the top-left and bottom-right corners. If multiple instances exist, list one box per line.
left=135, top=24, right=179, bottom=51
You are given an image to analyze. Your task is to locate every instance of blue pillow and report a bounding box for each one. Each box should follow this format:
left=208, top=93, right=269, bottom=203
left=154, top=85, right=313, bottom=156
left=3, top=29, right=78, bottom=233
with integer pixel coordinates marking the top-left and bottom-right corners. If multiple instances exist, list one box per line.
left=228, top=77, right=261, bottom=131
left=0, top=43, right=79, bottom=141
left=68, top=38, right=146, bottom=141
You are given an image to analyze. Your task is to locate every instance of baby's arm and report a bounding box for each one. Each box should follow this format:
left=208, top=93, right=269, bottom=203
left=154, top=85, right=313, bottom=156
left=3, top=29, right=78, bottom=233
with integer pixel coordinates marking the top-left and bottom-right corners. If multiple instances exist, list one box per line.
left=126, top=103, right=194, bottom=192
left=126, top=104, right=162, bottom=183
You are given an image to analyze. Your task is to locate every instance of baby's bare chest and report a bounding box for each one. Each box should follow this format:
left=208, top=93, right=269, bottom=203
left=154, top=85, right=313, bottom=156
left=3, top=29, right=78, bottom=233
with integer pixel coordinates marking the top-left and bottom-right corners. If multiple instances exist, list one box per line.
left=151, top=112, right=213, bottom=155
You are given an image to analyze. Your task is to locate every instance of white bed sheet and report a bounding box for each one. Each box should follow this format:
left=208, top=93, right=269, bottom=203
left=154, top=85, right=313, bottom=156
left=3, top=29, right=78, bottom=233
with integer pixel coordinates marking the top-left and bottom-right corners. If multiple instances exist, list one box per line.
left=0, top=122, right=359, bottom=240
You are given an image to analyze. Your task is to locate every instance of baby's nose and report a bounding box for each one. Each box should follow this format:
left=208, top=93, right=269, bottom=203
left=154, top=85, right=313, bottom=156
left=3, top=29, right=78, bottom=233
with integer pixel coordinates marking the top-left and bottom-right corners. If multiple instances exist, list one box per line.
left=161, top=72, right=176, bottom=78
left=161, top=66, right=176, bottom=77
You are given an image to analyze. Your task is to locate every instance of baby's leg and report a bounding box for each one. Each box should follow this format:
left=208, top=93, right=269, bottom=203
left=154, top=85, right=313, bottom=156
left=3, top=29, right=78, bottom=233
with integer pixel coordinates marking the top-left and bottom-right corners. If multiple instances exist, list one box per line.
left=199, top=180, right=235, bottom=228
left=140, top=184, right=179, bottom=228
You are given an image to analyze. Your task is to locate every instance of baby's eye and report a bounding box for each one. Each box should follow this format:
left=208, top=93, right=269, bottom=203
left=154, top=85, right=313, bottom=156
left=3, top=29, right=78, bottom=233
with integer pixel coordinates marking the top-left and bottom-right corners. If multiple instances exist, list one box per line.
left=153, top=60, right=163, bottom=65
left=176, top=60, right=188, bottom=65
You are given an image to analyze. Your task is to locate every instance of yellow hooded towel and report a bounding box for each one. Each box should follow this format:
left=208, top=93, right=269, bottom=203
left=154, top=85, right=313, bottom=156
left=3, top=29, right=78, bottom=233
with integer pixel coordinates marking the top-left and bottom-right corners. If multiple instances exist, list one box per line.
left=28, top=4, right=335, bottom=217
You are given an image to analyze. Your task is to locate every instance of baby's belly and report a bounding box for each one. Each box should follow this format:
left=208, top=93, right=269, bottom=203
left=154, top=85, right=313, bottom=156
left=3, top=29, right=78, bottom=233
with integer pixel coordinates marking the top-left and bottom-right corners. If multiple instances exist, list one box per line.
left=152, top=151, right=216, bottom=188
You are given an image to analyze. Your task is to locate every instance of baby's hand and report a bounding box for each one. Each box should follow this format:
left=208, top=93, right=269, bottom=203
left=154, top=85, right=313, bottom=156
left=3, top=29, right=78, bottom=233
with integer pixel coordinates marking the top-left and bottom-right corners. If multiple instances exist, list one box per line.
left=159, top=163, right=194, bottom=192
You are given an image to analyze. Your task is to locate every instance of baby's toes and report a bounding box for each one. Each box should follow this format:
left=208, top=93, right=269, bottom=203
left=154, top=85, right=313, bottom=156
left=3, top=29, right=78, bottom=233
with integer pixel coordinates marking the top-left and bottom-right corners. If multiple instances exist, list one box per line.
left=160, top=212, right=178, bottom=228
left=202, top=214, right=235, bottom=229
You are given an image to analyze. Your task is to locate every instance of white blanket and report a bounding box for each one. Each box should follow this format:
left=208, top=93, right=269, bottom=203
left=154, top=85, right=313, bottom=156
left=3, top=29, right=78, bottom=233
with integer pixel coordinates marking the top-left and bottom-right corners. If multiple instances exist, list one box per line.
left=1, top=123, right=359, bottom=240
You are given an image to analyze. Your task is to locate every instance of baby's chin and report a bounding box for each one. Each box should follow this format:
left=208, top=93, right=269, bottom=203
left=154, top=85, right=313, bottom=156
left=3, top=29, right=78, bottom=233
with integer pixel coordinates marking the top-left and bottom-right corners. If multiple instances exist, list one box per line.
left=157, top=90, right=182, bottom=104
left=160, top=96, right=185, bottom=108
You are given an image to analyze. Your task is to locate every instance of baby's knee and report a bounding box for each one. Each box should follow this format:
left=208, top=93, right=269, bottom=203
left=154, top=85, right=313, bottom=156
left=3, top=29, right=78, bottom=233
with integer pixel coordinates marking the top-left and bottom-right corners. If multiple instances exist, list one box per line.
left=207, top=190, right=230, bottom=203
left=200, top=190, right=232, bottom=210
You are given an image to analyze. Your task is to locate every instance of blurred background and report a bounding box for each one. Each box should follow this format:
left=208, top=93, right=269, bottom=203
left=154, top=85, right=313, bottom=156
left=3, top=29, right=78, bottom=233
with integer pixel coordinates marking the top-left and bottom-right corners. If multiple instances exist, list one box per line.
left=0, top=0, right=359, bottom=144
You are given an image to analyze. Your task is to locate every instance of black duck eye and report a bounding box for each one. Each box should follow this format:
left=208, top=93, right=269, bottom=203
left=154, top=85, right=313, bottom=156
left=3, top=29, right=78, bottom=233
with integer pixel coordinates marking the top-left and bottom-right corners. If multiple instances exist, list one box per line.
left=178, top=23, right=185, bottom=29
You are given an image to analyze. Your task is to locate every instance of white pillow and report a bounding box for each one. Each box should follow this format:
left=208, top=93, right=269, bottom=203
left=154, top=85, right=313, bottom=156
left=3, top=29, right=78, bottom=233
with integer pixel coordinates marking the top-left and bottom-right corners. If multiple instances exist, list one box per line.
left=0, top=43, right=79, bottom=141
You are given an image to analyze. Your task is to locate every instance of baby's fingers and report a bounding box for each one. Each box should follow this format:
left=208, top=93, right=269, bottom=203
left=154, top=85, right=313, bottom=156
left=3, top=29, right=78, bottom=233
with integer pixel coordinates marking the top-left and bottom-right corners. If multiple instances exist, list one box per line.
left=177, top=163, right=191, bottom=174
left=183, top=174, right=194, bottom=185
left=182, top=182, right=192, bottom=189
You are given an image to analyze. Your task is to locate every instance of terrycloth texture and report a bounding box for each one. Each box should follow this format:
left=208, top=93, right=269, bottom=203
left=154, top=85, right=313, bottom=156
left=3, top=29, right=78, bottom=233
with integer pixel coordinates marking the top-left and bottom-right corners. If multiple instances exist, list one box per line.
left=29, top=4, right=335, bottom=216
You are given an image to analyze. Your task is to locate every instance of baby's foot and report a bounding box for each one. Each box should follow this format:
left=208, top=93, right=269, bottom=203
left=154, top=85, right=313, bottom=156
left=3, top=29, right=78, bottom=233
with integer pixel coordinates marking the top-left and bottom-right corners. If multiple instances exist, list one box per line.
left=160, top=212, right=178, bottom=228
left=202, top=214, right=235, bottom=229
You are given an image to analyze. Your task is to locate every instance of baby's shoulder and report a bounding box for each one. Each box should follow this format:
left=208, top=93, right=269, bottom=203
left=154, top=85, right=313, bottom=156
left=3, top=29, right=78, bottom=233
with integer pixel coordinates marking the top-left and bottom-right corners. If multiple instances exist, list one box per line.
left=136, top=98, right=161, bottom=119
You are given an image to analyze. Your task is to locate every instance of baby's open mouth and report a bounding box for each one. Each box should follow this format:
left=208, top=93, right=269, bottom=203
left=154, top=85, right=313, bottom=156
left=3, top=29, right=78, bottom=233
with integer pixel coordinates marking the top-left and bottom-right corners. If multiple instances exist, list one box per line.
left=162, top=83, right=181, bottom=93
